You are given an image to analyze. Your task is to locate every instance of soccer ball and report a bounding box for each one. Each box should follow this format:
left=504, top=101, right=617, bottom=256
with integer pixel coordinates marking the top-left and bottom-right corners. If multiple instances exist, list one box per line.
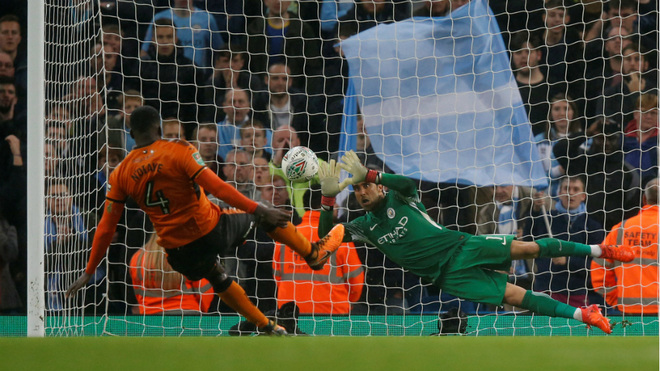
left=281, top=146, right=319, bottom=182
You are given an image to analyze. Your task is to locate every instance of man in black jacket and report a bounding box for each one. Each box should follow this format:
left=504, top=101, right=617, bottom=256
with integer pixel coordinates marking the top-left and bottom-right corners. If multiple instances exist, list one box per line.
left=140, top=18, right=202, bottom=126
left=553, top=119, right=640, bottom=230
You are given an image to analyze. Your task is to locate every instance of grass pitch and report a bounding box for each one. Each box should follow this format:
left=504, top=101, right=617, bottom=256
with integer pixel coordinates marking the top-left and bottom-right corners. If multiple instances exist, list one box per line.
left=1, top=337, right=657, bottom=371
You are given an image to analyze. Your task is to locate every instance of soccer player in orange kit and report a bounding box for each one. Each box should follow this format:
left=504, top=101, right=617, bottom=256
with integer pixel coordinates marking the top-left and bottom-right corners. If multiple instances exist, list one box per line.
left=66, top=106, right=344, bottom=335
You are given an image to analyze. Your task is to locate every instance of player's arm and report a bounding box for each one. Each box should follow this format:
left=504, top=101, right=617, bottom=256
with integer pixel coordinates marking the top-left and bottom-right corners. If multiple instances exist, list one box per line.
left=195, top=167, right=291, bottom=227
left=66, top=199, right=124, bottom=298
left=340, top=150, right=417, bottom=197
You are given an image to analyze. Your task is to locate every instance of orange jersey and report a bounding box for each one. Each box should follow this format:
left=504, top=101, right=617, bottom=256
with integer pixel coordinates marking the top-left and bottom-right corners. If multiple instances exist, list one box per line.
left=107, top=140, right=221, bottom=248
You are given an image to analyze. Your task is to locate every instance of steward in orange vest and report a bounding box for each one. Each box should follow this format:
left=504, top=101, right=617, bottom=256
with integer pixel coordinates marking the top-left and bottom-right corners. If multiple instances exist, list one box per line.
left=130, top=234, right=214, bottom=314
left=273, top=188, right=364, bottom=314
left=591, top=178, right=659, bottom=314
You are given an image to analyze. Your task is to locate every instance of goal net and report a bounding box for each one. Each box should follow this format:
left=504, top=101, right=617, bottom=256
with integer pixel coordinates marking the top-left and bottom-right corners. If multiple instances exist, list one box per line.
left=32, top=0, right=658, bottom=336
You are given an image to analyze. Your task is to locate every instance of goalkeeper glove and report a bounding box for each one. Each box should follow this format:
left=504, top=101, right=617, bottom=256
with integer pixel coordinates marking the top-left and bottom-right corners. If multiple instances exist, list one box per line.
left=340, top=150, right=369, bottom=184
left=318, top=159, right=351, bottom=197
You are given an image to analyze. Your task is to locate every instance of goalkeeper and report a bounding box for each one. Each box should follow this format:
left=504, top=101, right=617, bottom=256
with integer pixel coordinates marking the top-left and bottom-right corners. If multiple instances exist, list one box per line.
left=318, top=151, right=636, bottom=334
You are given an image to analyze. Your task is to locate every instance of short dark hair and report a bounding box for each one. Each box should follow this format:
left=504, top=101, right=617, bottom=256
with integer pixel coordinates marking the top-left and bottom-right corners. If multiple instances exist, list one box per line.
left=0, top=15, right=21, bottom=29
left=303, top=184, right=323, bottom=210
left=509, top=31, right=541, bottom=51
left=129, top=105, right=161, bottom=134
left=154, top=18, right=175, bottom=28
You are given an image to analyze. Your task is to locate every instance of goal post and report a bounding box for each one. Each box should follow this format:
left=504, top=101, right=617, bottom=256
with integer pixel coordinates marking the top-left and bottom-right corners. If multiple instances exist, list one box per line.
left=26, top=0, right=659, bottom=337
left=26, top=0, right=45, bottom=337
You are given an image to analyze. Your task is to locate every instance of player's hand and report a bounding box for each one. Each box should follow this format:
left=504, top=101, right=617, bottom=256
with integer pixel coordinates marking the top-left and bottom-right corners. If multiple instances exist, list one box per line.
left=339, top=150, right=368, bottom=185
left=318, top=159, right=351, bottom=197
left=65, top=272, right=93, bottom=299
left=254, top=203, right=292, bottom=228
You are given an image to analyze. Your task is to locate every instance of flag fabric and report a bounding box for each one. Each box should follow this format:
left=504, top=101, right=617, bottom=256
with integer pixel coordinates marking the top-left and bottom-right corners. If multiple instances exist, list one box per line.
left=340, top=0, right=548, bottom=188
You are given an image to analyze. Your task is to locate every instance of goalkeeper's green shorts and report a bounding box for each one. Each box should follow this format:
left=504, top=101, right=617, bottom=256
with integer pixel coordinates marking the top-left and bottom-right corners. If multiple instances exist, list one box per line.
left=435, top=234, right=514, bottom=306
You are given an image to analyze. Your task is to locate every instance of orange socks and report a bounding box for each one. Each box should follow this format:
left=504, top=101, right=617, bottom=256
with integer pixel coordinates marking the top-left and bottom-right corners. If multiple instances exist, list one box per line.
left=218, top=281, right=269, bottom=328
left=267, top=222, right=313, bottom=258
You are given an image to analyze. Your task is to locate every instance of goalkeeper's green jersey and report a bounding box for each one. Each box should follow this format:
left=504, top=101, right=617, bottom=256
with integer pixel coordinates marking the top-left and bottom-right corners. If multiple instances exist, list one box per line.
left=343, top=176, right=472, bottom=284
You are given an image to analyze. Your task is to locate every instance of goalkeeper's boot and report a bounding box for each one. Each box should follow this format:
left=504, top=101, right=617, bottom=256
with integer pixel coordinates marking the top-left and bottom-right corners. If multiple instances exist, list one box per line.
left=306, top=224, right=344, bottom=271
left=581, top=305, right=612, bottom=334
left=259, top=320, right=288, bottom=336
left=599, top=244, right=635, bottom=263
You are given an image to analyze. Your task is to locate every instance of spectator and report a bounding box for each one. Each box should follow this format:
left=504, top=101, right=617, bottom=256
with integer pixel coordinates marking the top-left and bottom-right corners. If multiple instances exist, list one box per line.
left=258, top=173, right=291, bottom=210
left=525, top=176, right=605, bottom=307
left=252, top=156, right=271, bottom=188
left=140, top=18, right=201, bottom=125
left=269, top=124, right=325, bottom=217
left=510, top=32, right=556, bottom=136
left=298, top=0, right=355, bottom=47
left=252, top=63, right=325, bottom=153
left=0, top=133, right=25, bottom=311
left=337, top=0, right=410, bottom=35
left=45, top=121, right=70, bottom=158
left=0, top=204, right=19, bottom=313
left=534, top=94, right=583, bottom=196
left=191, top=123, right=222, bottom=175
left=0, top=75, right=23, bottom=139
left=44, top=140, right=62, bottom=180
left=216, top=88, right=271, bottom=160
left=204, top=45, right=264, bottom=122
left=591, top=178, right=660, bottom=314
left=0, top=15, right=25, bottom=98
left=553, top=118, right=640, bottom=230
left=90, top=42, right=136, bottom=108
left=535, top=0, right=583, bottom=100
left=94, top=144, right=124, bottom=195
left=623, top=92, right=659, bottom=184
left=161, top=117, right=186, bottom=140
left=107, top=90, right=142, bottom=154
left=239, top=120, right=271, bottom=162
left=273, top=186, right=364, bottom=314
left=222, top=149, right=256, bottom=201
left=246, top=0, right=322, bottom=92
left=44, top=181, right=102, bottom=311
left=0, top=51, right=14, bottom=79
left=101, top=23, right=140, bottom=92
left=584, top=25, right=633, bottom=119
left=129, top=234, right=214, bottom=314
left=596, top=43, right=657, bottom=127
left=141, top=0, right=224, bottom=69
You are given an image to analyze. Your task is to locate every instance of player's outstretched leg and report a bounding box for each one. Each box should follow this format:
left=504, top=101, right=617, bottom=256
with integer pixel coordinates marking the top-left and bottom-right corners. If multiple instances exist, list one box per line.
left=267, top=222, right=344, bottom=271
left=534, top=238, right=634, bottom=262
left=207, top=264, right=287, bottom=336
left=504, top=284, right=612, bottom=334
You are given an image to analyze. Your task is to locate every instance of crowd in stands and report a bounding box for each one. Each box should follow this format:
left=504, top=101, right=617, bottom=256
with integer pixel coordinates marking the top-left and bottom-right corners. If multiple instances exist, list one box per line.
left=0, top=0, right=657, bottom=317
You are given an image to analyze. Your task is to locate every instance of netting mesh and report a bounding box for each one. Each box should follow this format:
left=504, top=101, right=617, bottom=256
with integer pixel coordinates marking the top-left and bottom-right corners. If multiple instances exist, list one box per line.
left=35, top=0, right=659, bottom=336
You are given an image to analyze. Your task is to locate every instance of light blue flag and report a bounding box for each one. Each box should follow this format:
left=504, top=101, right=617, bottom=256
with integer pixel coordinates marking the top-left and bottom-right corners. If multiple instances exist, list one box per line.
left=340, top=0, right=547, bottom=188
left=338, top=78, right=359, bottom=161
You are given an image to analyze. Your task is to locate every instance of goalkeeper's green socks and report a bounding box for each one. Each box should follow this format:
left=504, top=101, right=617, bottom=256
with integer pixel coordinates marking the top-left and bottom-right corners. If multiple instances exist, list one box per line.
left=521, top=290, right=580, bottom=320
left=535, top=238, right=595, bottom=258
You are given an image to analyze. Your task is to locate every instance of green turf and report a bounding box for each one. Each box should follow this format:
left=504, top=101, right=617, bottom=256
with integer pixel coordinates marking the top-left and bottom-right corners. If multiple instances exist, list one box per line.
left=0, top=337, right=657, bottom=371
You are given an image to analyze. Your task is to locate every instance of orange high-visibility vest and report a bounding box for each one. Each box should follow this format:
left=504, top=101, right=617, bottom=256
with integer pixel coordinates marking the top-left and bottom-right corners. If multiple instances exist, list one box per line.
left=129, top=249, right=215, bottom=314
left=591, top=205, right=659, bottom=314
left=273, top=211, right=364, bottom=314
